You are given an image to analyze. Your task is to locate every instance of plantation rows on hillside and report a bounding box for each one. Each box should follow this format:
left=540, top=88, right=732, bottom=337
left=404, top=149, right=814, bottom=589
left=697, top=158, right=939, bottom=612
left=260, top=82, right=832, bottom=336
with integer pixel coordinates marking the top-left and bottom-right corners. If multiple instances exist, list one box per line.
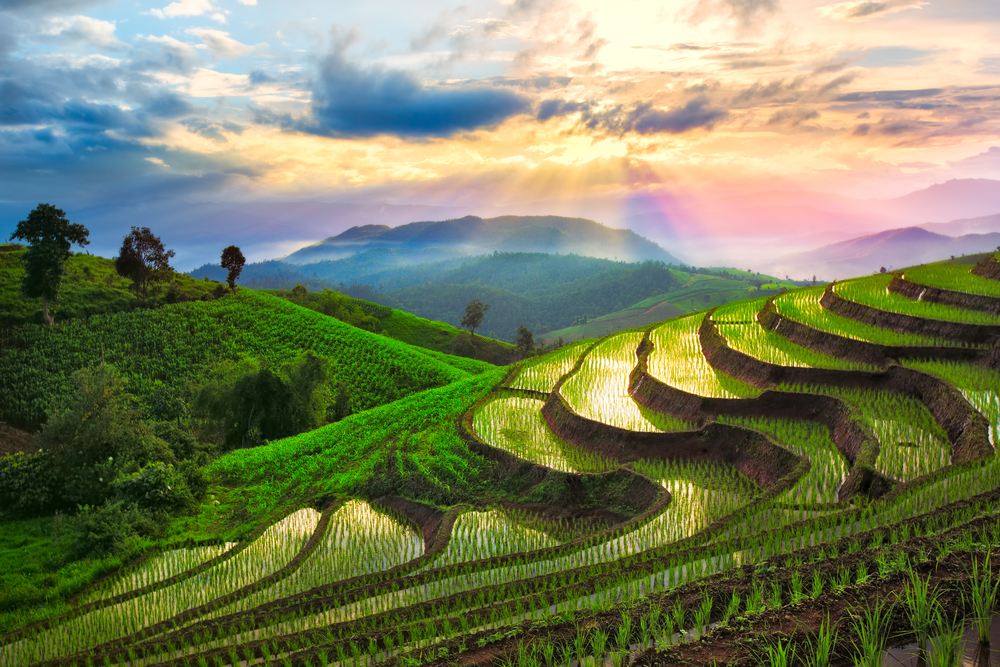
left=4, top=255, right=1000, bottom=667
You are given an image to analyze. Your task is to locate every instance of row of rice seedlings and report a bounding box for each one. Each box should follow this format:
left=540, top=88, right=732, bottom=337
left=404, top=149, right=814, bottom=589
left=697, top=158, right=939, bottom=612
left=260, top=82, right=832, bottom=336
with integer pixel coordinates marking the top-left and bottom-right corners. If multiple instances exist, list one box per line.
left=712, top=296, right=770, bottom=323
left=833, top=274, right=1000, bottom=325
left=205, top=500, right=423, bottom=620
left=508, top=340, right=592, bottom=393
left=718, top=416, right=847, bottom=505
left=84, top=543, right=237, bottom=603
left=0, top=508, right=320, bottom=666
left=421, top=508, right=562, bottom=570
left=902, top=261, right=1000, bottom=298
left=716, top=318, right=875, bottom=371
left=134, top=459, right=1000, bottom=667
left=473, top=395, right=618, bottom=473
left=196, top=463, right=754, bottom=653
left=784, top=384, right=950, bottom=482
left=773, top=285, right=958, bottom=347
left=646, top=314, right=762, bottom=399
left=560, top=331, right=691, bottom=433
left=903, top=359, right=1000, bottom=450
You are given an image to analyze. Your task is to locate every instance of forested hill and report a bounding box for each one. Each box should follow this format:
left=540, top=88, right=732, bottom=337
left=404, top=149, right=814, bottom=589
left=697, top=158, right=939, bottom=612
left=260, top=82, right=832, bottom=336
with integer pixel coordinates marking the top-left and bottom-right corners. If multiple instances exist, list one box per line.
left=280, top=214, right=679, bottom=264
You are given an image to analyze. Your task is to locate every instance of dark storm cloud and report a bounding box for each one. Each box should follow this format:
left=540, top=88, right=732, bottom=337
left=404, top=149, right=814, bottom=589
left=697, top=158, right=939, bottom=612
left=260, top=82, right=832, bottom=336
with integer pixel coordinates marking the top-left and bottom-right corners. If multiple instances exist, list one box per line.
left=282, top=44, right=530, bottom=138
left=538, top=96, right=728, bottom=136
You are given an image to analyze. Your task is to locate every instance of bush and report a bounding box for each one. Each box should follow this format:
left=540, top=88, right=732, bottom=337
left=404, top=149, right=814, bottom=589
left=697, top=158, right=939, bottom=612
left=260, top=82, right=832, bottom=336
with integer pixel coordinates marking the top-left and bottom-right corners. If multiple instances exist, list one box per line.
left=72, top=500, right=159, bottom=560
left=0, top=451, right=55, bottom=517
left=111, top=462, right=195, bottom=513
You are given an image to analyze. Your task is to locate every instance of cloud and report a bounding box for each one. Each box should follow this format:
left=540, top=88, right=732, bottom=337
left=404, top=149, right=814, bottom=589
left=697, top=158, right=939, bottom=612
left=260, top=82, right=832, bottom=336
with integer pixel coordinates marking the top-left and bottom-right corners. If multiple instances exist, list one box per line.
left=835, top=88, right=943, bottom=103
left=187, top=28, right=258, bottom=59
left=150, top=0, right=213, bottom=19
left=0, top=0, right=113, bottom=14
left=136, top=34, right=199, bottom=71
left=278, top=42, right=531, bottom=138
left=688, top=0, right=781, bottom=33
left=41, top=15, right=122, bottom=50
left=817, top=0, right=927, bottom=21
left=540, top=96, right=728, bottom=136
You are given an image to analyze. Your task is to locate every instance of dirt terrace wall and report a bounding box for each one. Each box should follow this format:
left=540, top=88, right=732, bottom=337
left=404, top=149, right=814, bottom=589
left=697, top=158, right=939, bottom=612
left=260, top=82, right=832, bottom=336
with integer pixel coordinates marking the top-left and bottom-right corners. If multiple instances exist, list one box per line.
left=971, top=254, right=1000, bottom=280
left=890, top=275, right=1000, bottom=315
left=757, top=299, right=983, bottom=365
left=460, top=399, right=662, bottom=519
left=699, top=314, right=993, bottom=466
left=371, top=496, right=446, bottom=551
left=821, top=285, right=1000, bottom=344
left=541, top=391, right=801, bottom=490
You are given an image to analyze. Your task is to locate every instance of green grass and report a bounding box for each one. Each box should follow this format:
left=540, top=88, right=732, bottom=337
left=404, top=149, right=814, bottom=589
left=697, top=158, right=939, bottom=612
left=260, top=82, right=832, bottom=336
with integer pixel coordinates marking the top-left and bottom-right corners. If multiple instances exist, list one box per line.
left=0, top=515, right=140, bottom=634
left=274, top=288, right=514, bottom=366
left=209, top=368, right=510, bottom=520
left=834, top=274, right=1000, bottom=325
left=0, top=248, right=224, bottom=328
left=903, top=262, right=1000, bottom=298
left=0, top=290, right=485, bottom=428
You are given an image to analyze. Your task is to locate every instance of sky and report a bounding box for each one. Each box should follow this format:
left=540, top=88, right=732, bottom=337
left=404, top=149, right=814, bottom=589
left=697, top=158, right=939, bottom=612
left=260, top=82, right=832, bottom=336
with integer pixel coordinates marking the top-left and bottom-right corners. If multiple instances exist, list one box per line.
left=3, top=0, right=1000, bottom=266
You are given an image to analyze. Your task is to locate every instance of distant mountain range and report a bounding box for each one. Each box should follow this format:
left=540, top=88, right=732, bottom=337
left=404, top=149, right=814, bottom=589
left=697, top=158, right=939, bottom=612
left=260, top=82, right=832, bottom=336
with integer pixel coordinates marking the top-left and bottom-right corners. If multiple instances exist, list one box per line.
left=765, top=226, right=1000, bottom=280
left=281, top=215, right=679, bottom=265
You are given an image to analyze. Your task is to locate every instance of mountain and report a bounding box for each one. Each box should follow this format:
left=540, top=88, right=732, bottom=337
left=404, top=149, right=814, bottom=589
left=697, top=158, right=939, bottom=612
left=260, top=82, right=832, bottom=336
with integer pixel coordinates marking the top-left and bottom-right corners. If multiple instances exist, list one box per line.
left=880, top=179, right=1000, bottom=223
left=918, top=212, right=1000, bottom=237
left=765, top=227, right=1000, bottom=280
left=282, top=215, right=680, bottom=265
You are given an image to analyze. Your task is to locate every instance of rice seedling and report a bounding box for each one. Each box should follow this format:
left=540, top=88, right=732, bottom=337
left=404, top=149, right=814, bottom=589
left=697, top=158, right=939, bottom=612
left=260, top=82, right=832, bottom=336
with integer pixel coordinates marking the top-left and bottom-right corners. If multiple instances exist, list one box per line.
left=902, top=569, right=941, bottom=651
left=903, top=262, right=1000, bottom=298
left=773, top=285, right=956, bottom=347
left=84, top=543, right=237, bottom=603
left=926, top=611, right=965, bottom=667
left=966, top=555, right=999, bottom=643
left=508, top=340, right=592, bottom=393
left=804, top=615, right=837, bottom=667
left=834, top=274, right=1000, bottom=325
left=646, top=314, right=761, bottom=398
left=473, top=395, right=618, bottom=473
left=560, top=331, right=691, bottom=432
left=713, top=300, right=875, bottom=371
left=781, top=384, right=950, bottom=482
left=849, top=600, right=893, bottom=667
left=423, top=508, right=561, bottom=569
left=903, top=359, right=1000, bottom=449
left=760, top=638, right=796, bottom=667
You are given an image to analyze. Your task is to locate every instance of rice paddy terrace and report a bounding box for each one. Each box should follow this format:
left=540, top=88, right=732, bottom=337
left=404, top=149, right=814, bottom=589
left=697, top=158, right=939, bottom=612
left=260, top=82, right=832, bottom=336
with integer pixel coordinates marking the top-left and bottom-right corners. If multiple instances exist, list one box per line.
left=5, top=255, right=1000, bottom=667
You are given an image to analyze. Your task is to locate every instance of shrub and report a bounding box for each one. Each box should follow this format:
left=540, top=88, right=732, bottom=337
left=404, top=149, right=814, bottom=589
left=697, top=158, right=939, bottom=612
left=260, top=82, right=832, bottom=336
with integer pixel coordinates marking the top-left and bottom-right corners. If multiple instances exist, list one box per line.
left=72, top=500, right=159, bottom=559
left=112, top=462, right=195, bottom=513
left=0, top=450, right=55, bottom=517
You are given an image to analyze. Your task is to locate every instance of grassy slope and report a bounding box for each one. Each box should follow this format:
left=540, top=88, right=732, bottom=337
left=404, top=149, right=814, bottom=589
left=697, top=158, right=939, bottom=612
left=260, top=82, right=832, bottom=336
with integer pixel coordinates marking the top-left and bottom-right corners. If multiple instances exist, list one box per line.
left=540, top=269, right=802, bottom=342
left=0, top=290, right=487, bottom=429
left=271, top=288, right=514, bottom=366
left=0, top=247, right=224, bottom=328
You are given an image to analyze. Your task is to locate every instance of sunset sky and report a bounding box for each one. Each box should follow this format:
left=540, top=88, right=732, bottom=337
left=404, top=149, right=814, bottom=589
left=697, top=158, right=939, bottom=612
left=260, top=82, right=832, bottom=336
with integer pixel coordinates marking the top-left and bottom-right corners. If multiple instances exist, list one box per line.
left=3, top=0, right=1000, bottom=264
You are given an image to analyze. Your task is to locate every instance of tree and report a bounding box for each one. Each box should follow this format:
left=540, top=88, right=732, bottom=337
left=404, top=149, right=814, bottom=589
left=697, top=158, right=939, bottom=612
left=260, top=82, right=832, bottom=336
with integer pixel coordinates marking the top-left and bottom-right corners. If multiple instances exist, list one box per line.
left=9, top=203, right=90, bottom=325
left=516, top=325, right=535, bottom=358
left=220, top=245, right=245, bottom=291
left=461, top=298, right=490, bottom=337
left=115, top=226, right=176, bottom=301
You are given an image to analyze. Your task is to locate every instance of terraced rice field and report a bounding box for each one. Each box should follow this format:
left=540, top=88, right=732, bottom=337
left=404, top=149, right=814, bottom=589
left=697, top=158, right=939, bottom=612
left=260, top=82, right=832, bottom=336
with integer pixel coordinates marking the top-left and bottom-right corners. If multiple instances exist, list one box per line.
left=903, top=262, right=1000, bottom=298
left=5, top=267, right=1000, bottom=667
left=646, top=314, right=761, bottom=398
left=835, top=274, right=1000, bottom=325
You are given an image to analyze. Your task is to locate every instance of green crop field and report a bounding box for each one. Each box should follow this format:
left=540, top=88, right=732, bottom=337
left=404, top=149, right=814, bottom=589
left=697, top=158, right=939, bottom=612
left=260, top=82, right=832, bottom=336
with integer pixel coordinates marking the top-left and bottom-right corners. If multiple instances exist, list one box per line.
left=4, top=255, right=1000, bottom=667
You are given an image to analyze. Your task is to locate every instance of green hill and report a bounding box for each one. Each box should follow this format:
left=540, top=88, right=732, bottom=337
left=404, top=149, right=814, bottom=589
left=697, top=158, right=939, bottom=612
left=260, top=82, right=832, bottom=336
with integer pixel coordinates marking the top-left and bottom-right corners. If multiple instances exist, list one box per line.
left=0, top=289, right=490, bottom=430
left=0, top=245, right=225, bottom=328
left=540, top=267, right=806, bottom=341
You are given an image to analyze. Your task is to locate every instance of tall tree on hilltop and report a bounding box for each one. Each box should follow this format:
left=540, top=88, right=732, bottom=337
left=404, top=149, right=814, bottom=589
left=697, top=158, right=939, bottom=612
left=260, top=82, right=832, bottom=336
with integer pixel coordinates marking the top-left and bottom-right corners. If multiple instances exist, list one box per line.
left=115, top=226, right=176, bottom=301
left=9, top=203, right=90, bottom=326
left=221, top=245, right=245, bottom=291
left=461, top=298, right=490, bottom=337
